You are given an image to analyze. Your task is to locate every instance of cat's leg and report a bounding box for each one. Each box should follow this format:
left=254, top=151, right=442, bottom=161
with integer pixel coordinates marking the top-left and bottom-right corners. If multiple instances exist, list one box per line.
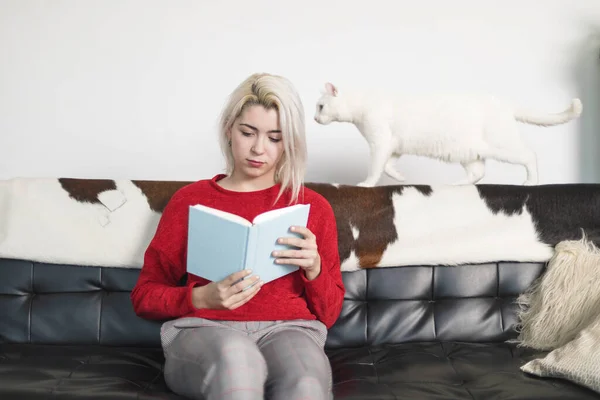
left=357, top=141, right=392, bottom=187
left=489, top=147, right=538, bottom=185
left=521, top=151, right=538, bottom=185
left=384, top=154, right=406, bottom=182
left=453, top=159, right=486, bottom=185
left=484, top=122, right=538, bottom=185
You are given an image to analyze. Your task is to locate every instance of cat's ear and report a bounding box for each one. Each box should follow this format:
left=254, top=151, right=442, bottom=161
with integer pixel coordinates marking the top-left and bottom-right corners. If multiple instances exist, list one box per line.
left=325, top=82, right=338, bottom=96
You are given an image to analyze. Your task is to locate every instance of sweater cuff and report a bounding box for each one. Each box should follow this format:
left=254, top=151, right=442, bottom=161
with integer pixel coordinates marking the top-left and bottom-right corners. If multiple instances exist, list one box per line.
left=301, top=267, right=330, bottom=295
left=186, top=281, right=200, bottom=314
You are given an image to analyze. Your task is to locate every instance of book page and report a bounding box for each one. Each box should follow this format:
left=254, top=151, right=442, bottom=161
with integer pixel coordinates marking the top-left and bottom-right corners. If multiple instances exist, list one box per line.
left=249, top=204, right=310, bottom=282
left=252, top=204, right=308, bottom=225
left=187, top=206, right=251, bottom=282
left=191, top=204, right=251, bottom=226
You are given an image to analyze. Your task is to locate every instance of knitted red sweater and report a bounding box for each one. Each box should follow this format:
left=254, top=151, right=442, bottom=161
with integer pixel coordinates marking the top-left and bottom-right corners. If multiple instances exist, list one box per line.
left=131, top=175, right=345, bottom=329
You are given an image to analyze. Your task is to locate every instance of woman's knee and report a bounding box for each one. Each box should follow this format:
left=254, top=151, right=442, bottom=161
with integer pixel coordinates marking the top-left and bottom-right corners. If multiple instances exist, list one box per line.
left=294, top=375, right=330, bottom=397
left=269, top=373, right=331, bottom=400
left=164, top=329, right=268, bottom=399
left=168, top=328, right=266, bottom=369
left=214, top=334, right=267, bottom=373
left=262, top=331, right=332, bottom=399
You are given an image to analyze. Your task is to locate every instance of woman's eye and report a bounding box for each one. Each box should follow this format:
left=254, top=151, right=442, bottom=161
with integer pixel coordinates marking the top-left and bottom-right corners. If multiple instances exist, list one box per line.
left=241, top=132, right=252, bottom=137
left=269, top=137, right=282, bottom=143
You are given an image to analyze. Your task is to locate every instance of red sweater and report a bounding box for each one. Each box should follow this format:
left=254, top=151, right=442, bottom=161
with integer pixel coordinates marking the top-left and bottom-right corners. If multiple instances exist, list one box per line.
left=131, top=174, right=345, bottom=329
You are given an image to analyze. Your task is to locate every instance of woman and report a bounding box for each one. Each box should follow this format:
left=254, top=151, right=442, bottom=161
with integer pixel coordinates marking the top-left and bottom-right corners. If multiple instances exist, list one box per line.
left=131, top=72, right=345, bottom=400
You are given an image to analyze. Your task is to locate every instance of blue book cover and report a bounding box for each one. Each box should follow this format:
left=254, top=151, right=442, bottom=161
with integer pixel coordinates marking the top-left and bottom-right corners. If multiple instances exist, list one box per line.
left=186, top=203, right=311, bottom=283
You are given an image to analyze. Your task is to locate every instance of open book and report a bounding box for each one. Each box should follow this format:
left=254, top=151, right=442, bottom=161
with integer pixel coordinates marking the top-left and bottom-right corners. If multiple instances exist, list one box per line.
left=186, top=203, right=311, bottom=283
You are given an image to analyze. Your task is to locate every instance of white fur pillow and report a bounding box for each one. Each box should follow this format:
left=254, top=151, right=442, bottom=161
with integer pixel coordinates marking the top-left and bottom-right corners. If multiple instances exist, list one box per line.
left=515, top=235, right=600, bottom=350
left=521, top=313, right=600, bottom=394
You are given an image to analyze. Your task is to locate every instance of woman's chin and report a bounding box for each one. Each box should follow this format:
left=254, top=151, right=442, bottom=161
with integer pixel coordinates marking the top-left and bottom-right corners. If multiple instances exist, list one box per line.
left=240, top=166, right=274, bottom=180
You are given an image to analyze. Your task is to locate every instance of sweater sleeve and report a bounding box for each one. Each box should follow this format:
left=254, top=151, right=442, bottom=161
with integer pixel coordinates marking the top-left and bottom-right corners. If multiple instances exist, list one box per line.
left=130, top=191, right=197, bottom=320
left=300, top=197, right=345, bottom=329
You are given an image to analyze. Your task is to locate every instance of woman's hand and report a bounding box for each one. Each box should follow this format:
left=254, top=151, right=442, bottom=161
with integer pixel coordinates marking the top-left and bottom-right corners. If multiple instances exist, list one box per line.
left=192, top=270, right=263, bottom=310
left=272, top=226, right=321, bottom=281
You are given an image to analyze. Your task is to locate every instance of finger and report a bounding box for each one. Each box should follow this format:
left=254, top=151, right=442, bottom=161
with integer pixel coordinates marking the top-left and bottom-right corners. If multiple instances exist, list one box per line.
left=289, top=226, right=316, bottom=240
left=227, top=275, right=261, bottom=296
left=274, top=258, right=315, bottom=268
left=277, top=237, right=317, bottom=250
left=227, top=280, right=263, bottom=308
left=228, top=290, right=258, bottom=310
left=221, top=269, right=253, bottom=286
left=272, top=249, right=315, bottom=259
left=229, top=284, right=262, bottom=309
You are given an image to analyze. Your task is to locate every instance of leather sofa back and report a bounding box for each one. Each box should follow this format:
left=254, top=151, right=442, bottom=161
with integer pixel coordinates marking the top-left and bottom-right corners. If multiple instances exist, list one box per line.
left=0, top=258, right=543, bottom=348
left=327, top=261, right=543, bottom=347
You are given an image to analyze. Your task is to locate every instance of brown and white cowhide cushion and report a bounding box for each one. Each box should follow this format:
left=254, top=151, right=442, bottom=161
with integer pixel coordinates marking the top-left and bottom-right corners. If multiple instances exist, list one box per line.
left=0, top=177, right=599, bottom=270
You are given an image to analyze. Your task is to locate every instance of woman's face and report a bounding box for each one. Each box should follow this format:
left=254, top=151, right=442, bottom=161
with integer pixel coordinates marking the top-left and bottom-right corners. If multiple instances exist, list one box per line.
left=228, top=105, right=285, bottom=184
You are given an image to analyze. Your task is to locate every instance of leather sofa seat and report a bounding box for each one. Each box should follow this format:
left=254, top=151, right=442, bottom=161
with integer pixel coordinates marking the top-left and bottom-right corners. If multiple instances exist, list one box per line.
left=1, top=259, right=598, bottom=399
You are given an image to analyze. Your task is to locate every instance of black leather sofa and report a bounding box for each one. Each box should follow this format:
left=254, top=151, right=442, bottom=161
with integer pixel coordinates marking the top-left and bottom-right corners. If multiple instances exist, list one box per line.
left=1, top=257, right=599, bottom=400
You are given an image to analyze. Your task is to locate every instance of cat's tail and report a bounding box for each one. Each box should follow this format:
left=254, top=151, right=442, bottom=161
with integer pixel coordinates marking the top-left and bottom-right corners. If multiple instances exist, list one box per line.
left=514, top=98, right=582, bottom=127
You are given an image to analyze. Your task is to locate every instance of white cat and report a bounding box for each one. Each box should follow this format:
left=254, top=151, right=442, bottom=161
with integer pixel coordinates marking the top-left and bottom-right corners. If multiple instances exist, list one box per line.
left=314, top=82, right=582, bottom=186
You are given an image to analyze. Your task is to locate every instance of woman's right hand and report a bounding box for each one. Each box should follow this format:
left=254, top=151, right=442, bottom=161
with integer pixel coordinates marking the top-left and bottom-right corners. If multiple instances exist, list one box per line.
left=191, top=270, right=263, bottom=310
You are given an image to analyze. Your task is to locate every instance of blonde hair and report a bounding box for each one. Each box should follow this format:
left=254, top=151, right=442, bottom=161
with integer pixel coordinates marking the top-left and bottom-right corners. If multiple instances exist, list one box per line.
left=218, top=73, right=307, bottom=203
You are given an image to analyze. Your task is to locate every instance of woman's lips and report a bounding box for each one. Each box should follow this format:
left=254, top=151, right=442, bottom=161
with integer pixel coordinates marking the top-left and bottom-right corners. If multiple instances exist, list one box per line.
left=247, top=160, right=264, bottom=168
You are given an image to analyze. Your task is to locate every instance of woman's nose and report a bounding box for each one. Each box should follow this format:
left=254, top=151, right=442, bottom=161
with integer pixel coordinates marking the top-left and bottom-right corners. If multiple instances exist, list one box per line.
left=252, top=138, right=265, bottom=154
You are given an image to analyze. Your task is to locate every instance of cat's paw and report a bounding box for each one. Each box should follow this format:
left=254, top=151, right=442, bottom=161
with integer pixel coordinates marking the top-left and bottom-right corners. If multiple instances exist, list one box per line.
left=356, top=181, right=376, bottom=187
left=384, top=168, right=406, bottom=182
left=387, top=174, right=406, bottom=182
left=451, top=180, right=473, bottom=186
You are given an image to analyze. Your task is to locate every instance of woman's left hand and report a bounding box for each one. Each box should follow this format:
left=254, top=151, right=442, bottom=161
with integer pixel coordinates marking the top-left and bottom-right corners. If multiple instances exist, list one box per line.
left=272, top=226, right=321, bottom=280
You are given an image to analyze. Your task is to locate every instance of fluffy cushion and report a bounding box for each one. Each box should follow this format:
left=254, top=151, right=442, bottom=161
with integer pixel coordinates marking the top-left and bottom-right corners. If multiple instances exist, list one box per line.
left=515, top=235, right=600, bottom=350
left=521, top=313, right=600, bottom=394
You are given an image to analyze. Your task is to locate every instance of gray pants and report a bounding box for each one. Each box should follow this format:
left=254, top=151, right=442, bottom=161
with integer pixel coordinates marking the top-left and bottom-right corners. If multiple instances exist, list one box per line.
left=160, top=317, right=332, bottom=400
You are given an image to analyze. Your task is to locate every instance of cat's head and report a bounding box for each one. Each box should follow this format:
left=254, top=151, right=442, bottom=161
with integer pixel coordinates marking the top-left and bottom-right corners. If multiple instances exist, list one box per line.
left=314, top=82, right=349, bottom=125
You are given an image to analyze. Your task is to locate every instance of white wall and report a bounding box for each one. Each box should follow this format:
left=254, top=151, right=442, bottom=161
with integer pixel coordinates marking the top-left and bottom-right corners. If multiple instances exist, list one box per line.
left=1, top=0, right=600, bottom=186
